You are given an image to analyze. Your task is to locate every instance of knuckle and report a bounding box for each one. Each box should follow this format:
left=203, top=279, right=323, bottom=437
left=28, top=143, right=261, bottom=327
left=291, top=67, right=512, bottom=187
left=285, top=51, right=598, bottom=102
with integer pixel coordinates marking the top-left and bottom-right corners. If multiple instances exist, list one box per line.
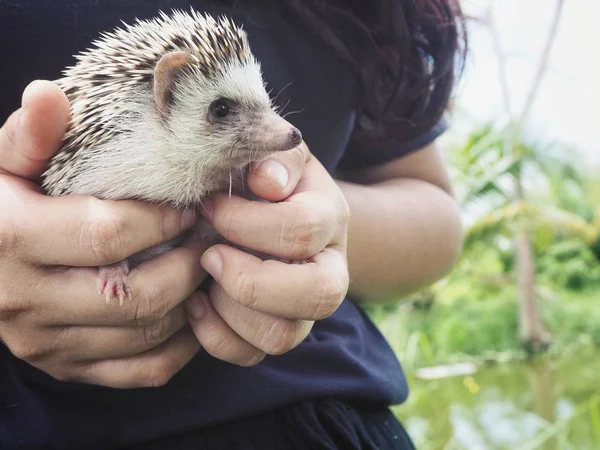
left=0, top=237, right=30, bottom=325
left=0, top=298, right=29, bottom=323
left=0, top=215, right=21, bottom=258
left=283, top=208, right=323, bottom=258
left=131, top=285, right=169, bottom=327
left=310, top=272, right=348, bottom=319
left=200, top=326, right=230, bottom=358
left=287, top=145, right=306, bottom=164
left=142, top=315, right=173, bottom=347
left=49, top=367, right=79, bottom=383
left=200, top=324, right=260, bottom=367
left=0, top=219, right=17, bottom=247
left=144, top=361, right=177, bottom=388
left=338, top=196, right=351, bottom=227
left=151, top=207, right=168, bottom=242
left=84, top=201, right=127, bottom=262
left=262, top=319, right=301, bottom=355
left=234, top=270, right=259, bottom=309
left=3, top=111, right=20, bottom=150
left=239, top=351, right=266, bottom=367
left=11, top=339, right=48, bottom=362
left=220, top=202, right=243, bottom=238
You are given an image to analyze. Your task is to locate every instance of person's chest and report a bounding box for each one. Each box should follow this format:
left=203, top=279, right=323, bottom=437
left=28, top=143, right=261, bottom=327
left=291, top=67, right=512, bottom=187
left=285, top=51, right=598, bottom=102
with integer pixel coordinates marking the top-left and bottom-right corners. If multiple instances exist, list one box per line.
left=0, top=0, right=357, bottom=172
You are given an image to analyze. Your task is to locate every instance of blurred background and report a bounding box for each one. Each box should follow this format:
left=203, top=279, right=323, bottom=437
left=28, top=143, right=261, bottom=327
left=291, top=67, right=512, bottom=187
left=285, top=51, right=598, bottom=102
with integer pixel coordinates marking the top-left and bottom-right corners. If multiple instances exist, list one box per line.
left=365, top=0, right=600, bottom=448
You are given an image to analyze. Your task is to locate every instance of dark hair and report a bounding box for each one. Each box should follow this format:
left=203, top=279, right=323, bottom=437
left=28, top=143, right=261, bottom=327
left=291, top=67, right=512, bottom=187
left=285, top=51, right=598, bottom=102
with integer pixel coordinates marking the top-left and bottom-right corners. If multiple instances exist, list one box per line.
left=280, top=0, right=466, bottom=150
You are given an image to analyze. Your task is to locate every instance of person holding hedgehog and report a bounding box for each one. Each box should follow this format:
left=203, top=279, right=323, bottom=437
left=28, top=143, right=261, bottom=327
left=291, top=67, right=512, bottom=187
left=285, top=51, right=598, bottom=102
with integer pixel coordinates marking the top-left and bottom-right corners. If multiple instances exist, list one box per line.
left=0, top=1, right=465, bottom=449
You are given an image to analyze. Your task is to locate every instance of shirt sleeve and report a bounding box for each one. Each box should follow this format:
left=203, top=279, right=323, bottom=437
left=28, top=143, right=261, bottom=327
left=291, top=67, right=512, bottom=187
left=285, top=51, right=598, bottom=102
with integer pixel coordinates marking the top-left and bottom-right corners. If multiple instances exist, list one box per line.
left=336, top=117, right=448, bottom=171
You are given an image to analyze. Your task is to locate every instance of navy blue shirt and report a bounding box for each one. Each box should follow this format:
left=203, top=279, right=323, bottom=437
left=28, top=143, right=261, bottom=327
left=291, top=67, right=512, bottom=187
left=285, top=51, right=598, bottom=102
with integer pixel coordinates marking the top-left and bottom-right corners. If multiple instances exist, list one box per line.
left=0, top=1, right=445, bottom=448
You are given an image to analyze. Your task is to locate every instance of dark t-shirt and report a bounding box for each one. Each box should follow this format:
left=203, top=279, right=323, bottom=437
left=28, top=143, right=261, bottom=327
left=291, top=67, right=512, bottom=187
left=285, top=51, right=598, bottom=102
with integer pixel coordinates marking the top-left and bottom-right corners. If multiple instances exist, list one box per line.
left=0, top=1, right=446, bottom=449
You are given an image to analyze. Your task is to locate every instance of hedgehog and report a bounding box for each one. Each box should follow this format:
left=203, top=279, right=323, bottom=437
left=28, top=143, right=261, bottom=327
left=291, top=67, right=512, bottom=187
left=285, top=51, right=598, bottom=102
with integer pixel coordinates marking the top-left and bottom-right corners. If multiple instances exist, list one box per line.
left=41, top=9, right=304, bottom=305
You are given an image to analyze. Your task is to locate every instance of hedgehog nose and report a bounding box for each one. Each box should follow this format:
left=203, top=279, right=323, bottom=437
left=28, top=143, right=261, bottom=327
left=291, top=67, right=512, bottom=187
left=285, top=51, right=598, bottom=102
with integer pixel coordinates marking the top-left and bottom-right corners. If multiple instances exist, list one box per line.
left=290, top=128, right=303, bottom=146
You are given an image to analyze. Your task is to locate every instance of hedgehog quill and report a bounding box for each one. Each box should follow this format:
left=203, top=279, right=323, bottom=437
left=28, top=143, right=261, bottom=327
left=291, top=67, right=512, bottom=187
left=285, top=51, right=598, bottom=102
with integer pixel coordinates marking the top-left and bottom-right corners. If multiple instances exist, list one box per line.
left=42, top=10, right=304, bottom=305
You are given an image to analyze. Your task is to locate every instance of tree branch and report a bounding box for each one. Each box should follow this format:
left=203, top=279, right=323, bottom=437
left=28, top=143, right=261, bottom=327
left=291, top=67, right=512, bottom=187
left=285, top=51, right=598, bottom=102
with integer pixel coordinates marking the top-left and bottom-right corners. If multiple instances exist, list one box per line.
left=518, top=0, right=565, bottom=126
left=488, top=3, right=513, bottom=120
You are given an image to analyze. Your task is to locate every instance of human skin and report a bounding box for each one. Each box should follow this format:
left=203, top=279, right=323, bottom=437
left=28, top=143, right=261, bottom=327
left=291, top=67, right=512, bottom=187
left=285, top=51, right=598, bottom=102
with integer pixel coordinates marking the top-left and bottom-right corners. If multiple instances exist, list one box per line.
left=0, top=80, right=462, bottom=388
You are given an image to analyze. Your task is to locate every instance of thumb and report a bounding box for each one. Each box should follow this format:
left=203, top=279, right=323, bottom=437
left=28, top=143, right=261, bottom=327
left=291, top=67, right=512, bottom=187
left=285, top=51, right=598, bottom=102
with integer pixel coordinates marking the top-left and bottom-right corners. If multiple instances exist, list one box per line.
left=0, top=80, right=71, bottom=180
left=246, top=142, right=309, bottom=202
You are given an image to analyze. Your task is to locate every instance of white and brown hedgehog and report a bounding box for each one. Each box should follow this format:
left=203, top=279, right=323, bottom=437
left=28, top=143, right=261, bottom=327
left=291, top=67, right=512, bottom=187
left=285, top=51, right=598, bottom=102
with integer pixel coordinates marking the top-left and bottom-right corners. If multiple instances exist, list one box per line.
left=42, top=9, right=303, bottom=305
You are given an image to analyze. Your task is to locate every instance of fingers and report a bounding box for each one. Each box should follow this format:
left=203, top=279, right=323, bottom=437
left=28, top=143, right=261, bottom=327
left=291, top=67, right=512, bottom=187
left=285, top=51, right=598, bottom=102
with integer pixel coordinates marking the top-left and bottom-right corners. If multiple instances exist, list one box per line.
left=203, top=194, right=337, bottom=260
left=72, top=327, right=201, bottom=389
left=10, top=321, right=199, bottom=389
left=208, top=283, right=313, bottom=356
left=0, top=80, right=71, bottom=179
left=37, top=230, right=208, bottom=327
left=14, top=192, right=199, bottom=266
left=201, top=245, right=349, bottom=320
left=186, top=292, right=266, bottom=366
left=39, top=306, right=188, bottom=362
left=246, top=143, right=308, bottom=201
left=203, top=154, right=348, bottom=261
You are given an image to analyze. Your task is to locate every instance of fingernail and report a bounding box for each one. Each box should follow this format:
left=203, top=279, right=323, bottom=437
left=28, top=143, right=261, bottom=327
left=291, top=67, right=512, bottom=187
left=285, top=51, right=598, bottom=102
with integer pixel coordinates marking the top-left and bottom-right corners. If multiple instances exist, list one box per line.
left=186, top=295, right=206, bottom=320
left=200, top=197, right=213, bottom=220
left=201, top=248, right=223, bottom=281
left=21, top=80, right=45, bottom=109
left=254, top=160, right=289, bottom=190
left=181, top=208, right=197, bottom=229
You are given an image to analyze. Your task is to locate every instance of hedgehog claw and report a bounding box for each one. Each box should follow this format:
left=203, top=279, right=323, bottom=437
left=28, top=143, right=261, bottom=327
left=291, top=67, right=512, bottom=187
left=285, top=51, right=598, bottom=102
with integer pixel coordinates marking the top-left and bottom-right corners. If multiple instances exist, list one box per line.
left=97, top=261, right=132, bottom=306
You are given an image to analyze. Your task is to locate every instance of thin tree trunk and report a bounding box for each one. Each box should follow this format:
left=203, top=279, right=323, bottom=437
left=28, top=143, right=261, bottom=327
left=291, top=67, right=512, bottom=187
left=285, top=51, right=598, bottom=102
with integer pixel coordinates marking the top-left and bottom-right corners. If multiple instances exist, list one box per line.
left=489, top=0, right=564, bottom=351
left=514, top=213, right=552, bottom=350
left=513, top=194, right=552, bottom=351
left=513, top=165, right=551, bottom=351
left=511, top=0, right=563, bottom=351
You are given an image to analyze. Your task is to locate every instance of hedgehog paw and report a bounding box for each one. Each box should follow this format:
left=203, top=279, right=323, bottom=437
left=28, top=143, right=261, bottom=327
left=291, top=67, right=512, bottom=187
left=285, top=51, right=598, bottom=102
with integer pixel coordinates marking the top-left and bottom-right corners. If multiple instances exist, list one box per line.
left=97, top=261, right=132, bottom=306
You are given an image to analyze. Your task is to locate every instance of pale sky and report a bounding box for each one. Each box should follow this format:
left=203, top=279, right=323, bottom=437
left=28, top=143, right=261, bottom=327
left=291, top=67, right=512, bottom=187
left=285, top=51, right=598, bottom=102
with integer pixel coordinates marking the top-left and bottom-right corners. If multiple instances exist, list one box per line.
left=448, top=0, right=600, bottom=166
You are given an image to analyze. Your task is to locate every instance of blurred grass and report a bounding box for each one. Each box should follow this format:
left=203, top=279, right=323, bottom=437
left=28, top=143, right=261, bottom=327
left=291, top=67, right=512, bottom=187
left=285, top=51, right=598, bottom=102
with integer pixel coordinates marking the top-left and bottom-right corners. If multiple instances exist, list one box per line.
left=367, top=288, right=600, bottom=371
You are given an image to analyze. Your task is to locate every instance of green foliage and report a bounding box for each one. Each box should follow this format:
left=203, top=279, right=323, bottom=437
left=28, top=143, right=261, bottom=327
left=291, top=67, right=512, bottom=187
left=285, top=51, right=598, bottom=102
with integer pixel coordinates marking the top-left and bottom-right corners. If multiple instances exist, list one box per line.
left=452, top=124, right=598, bottom=259
left=537, top=240, right=600, bottom=291
left=368, top=288, right=600, bottom=372
left=542, top=291, right=600, bottom=345
left=406, top=295, right=519, bottom=359
left=590, top=237, right=600, bottom=262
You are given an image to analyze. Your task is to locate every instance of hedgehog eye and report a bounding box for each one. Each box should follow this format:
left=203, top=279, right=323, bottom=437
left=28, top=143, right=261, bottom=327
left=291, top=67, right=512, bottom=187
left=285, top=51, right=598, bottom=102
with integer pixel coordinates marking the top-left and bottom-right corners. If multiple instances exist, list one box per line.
left=209, top=98, right=231, bottom=119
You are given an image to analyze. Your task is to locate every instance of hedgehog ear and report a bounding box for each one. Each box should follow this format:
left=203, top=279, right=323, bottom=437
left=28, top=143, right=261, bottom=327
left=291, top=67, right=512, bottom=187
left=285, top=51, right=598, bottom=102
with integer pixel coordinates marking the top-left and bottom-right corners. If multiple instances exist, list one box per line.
left=154, top=51, right=194, bottom=117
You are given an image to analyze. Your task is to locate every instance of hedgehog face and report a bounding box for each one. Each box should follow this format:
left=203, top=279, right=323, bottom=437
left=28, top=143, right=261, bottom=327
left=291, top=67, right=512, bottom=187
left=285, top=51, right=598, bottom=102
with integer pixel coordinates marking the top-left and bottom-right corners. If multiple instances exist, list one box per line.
left=155, top=51, right=302, bottom=172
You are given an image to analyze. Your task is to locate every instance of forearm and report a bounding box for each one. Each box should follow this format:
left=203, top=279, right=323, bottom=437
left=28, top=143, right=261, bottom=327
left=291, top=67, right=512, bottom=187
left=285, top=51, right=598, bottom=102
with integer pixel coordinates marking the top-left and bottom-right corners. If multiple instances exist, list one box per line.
left=337, top=178, right=463, bottom=303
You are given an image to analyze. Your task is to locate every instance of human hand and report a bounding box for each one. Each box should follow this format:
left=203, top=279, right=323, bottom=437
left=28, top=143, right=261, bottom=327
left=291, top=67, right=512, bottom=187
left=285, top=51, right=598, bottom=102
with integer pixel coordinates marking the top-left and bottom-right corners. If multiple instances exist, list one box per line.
left=186, top=142, right=351, bottom=366
left=0, top=80, right=208, bottom=388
